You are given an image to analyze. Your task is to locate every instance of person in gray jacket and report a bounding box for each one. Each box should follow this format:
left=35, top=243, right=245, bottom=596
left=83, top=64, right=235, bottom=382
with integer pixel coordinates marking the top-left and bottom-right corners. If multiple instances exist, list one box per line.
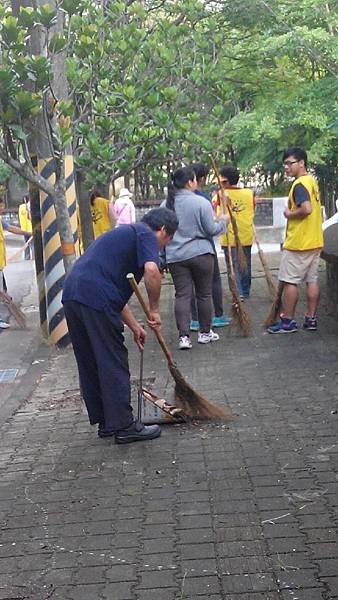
left=165, top=166, right=229, bottom=349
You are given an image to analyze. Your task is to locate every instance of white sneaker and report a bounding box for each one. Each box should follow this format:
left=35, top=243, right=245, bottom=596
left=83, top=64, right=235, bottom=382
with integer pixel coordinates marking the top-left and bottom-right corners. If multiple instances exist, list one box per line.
left=198, top=329, right=219, bottom=344
left=179, top=336, right=192, bottom=350
left=0, top=320, right=10, bottom=329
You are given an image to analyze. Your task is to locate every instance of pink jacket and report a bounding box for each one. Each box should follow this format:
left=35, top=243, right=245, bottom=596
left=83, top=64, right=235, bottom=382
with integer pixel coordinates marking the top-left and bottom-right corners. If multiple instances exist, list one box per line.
left=113, top=198, right=136, bottom=225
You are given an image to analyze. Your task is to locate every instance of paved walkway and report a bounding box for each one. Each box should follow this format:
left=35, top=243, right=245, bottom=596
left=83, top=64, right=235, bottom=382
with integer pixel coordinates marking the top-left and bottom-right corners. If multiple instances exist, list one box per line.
left=0, top=255, right=337, bottom=600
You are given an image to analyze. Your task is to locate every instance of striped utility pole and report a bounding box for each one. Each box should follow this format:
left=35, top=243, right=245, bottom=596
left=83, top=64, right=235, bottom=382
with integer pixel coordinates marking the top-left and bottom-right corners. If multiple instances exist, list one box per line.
left=37, top=155, right=78, bottom=347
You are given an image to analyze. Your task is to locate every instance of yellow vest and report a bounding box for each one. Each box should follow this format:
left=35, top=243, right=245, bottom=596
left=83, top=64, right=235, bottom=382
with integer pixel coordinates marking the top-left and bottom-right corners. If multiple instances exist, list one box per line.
left=91, top=197, right=111, bottom=239
left=284, top=174, right=323, bottom=251
left=217, top=188, right=255, bottom=247
left=18, top=203, right=32, bottom=233
left=0, top=220, right=6, bottom=270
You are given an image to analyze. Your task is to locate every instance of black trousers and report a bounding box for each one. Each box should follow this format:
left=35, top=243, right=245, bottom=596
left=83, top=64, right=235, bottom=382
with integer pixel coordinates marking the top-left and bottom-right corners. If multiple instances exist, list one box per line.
left=169, top=253, right=214, bottom=336
left=191, top=253, right=223, bottom=320
left=63, top=301, right=133, bottom=432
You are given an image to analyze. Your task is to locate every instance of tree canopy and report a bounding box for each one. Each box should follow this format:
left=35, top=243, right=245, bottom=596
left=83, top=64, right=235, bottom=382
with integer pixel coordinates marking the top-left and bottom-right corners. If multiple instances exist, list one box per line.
left=0, top=0, right=337, bottom=209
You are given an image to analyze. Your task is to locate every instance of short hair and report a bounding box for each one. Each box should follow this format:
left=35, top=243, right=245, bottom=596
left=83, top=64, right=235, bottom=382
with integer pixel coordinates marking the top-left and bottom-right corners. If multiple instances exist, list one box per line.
left=283, top=147, right=308, bottom=168
left=219, top=165, right=240, bottom=185
left=141, top=207, right=178, bottom=236
left=192, top=163, right=209, bottom=181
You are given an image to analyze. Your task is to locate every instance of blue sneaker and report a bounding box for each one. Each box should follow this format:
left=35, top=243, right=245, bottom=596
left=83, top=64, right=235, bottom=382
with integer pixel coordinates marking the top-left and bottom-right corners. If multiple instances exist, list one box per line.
left=212, top=315, right=231, bottom=327
left=190, top=320, right=200, bottom=331
left=303, top=315, right=317, bottom=331
left=268, top=317, right=298, bottom=334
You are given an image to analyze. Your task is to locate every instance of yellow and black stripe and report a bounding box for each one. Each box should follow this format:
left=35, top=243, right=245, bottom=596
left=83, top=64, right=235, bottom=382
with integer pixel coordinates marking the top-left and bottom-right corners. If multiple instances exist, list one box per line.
left=38, top=156, right=79, bottom=347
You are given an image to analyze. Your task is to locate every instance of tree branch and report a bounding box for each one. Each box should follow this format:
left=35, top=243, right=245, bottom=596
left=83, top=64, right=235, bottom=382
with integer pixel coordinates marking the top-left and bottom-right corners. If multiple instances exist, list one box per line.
left=0, top=145, right=54, bottom=197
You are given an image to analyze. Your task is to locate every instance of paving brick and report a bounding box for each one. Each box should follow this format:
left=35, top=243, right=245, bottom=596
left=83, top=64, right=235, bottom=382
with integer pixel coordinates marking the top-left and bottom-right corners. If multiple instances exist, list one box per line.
left=276, top=569, right=324, bottom=590
left=269, top=551, right=314, bottom=571
left=136, top=570, right=177, bottom=589
left=221, top=572, right=277, bottom=593
left=176, top=514, right=212, bottom=529
left=266, top=537, right=309, bottom=554
left=180, top=557, right=217, bottom=576
left=72, top=566, right=107, bottom=584
left=179, top=575, right=221, bottom=596
left=141, top=538, right=176, bottom=555
left=176, top=502, right=210, bottom=516
left=318, top=577, right=338, bottom=596
left=139, top=553, right=176, bottom=569
left=280, top=590, right=326, bottom=600
left=101, top=582, right=134, bottom=599
left=223, top=594, right=281, bottom=600
left=215, top=525, right=263, bottom=542
left=57, top=583, right=105, bottom=600
left=262, top=523, right=305, bottom=538
left=142, top=524, right=175, bottom=539
left=316, top=558, right=338, bottom=576
left=176, top=528, right=214, bottom=544
left=178, top=543, right=215, bottom=560
left=135, top=589, right=177, bottom=600
left=219, top=555, right=272, bottom=574
left=307, top=542, right=338, bottom=558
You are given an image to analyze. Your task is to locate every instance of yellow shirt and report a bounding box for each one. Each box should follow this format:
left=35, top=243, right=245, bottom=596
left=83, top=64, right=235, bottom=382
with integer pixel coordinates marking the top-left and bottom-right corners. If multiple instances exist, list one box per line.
left=215, top=188, right=255, bottom=247
left=0, top=220, right=6, bottom=270
left=91, top=197, right=111, bottom=239
left=284, top=174, right=323, bottom=251
left=18, top=203, right=32, bottom=233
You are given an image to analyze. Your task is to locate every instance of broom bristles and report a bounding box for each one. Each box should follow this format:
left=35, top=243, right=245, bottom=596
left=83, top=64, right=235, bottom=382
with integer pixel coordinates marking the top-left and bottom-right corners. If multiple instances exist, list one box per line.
left=229, top=214, right=247, bottom=274
left=230, top=291, right=252, bottom=337
left=263, top=282, right=284, bottom=327
left=0, top=292, right=26, bottom=329
left=227, top=250, right=252, bottom=337
left=169, top=362, right=231, bottom=420
left=236, top=241, right=247, bottom=274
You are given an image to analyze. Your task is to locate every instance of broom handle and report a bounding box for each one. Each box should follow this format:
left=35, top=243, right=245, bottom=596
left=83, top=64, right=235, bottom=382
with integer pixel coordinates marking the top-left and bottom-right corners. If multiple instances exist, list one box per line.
left=126, top=274, right=175, bottom=366
left=253, top=226, right=265, bottom=264
left=210, top=155, right=233, bottom=220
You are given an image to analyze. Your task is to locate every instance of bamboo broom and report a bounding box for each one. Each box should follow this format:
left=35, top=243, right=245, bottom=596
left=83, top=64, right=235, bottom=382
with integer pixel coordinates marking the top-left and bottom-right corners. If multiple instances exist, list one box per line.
left=263, top=281, right=284, bottom=327
left=253, top=227, right=278, bottom=300
left=210, top=155, right=247, bottom=274
left=0, top=290, right=27, bottom=329
left=127, top=274, right=231, bottom=420
left=226, top=238, right=252, bottom=336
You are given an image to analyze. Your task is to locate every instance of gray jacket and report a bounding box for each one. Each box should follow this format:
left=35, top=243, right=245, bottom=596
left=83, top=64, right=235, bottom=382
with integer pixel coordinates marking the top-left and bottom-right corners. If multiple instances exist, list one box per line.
left=164, top=189, right=226, bottom=264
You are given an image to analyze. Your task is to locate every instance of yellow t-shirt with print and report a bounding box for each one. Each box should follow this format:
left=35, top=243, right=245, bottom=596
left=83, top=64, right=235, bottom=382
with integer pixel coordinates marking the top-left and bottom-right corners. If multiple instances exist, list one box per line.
left=18, top=203, right=32, bottom=234
left=0, top=220, right=6, bottom=270
left=91, top=197, right=111, bottom=239
left=284, top=174, right=323, bottom=251
left=215, top=188, right=255, bottom=247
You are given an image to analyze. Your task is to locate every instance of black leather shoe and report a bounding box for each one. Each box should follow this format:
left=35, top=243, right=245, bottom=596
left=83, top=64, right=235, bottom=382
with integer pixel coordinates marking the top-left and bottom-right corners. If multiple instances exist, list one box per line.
left=115, top=421, right=161, bottom=444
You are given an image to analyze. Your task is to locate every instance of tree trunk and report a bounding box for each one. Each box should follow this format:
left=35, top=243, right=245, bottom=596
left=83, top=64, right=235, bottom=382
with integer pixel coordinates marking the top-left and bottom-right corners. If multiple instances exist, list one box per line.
left=124, top=173, right=130, bottom=188
left=53, top=176, right=77, bottom=271
left=75, top=168, right=94, bottom=251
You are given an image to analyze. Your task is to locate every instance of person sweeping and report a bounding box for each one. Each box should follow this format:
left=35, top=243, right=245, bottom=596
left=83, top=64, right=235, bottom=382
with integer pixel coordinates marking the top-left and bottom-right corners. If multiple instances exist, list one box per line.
left=213, top=165, right=255, bottom=300
left=0, top=197, right=31, bottom=329
left=164, top=166, right=229, bottom=350
left=62, top=208, right=178, bottom=443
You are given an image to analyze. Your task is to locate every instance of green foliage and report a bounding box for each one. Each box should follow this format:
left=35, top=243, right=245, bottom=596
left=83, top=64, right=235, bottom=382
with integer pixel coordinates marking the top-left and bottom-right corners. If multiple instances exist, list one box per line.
left=36, top=4, right=57, bottom=29
left=0, top=0, right=336, bottom=205
left=0, top=2, right=71, bottom=169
